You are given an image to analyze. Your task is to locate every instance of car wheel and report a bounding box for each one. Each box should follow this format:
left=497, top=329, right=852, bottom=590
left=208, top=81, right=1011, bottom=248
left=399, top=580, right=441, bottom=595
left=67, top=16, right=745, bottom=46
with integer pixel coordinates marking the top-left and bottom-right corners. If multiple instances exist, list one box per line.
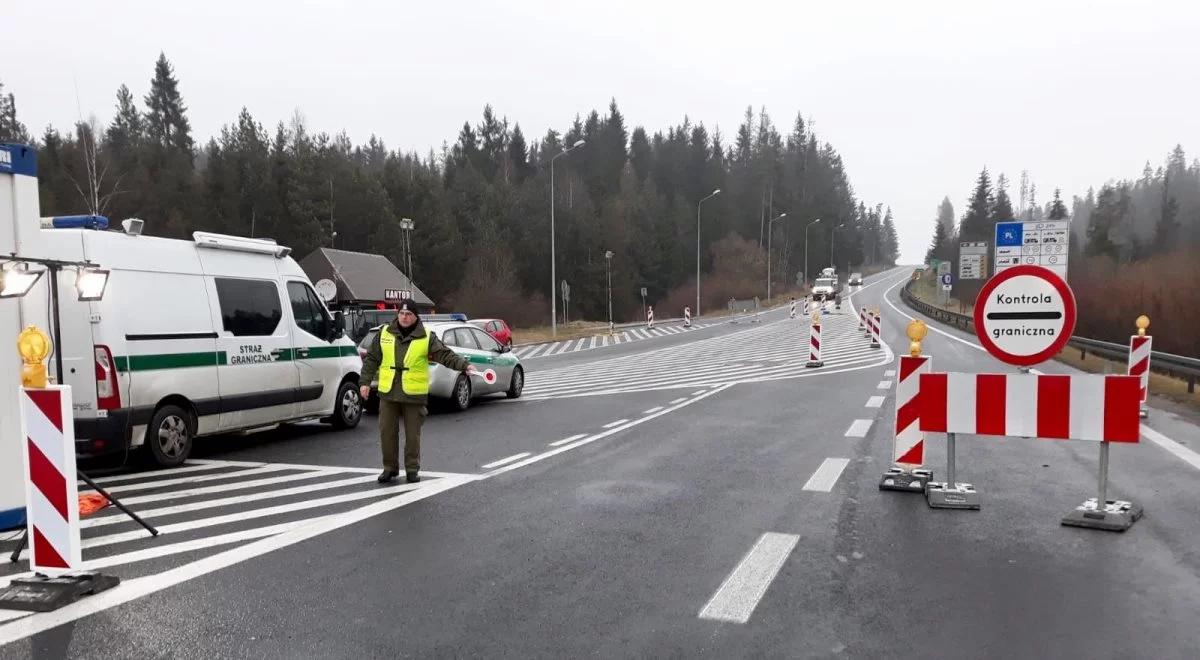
left=146, top=405, right=193, bottom=468
left=331, top=380, right=363, bottom=429
left=506, top=366, right=524, bottom=399
left=452, top=374, right=472, bottom=412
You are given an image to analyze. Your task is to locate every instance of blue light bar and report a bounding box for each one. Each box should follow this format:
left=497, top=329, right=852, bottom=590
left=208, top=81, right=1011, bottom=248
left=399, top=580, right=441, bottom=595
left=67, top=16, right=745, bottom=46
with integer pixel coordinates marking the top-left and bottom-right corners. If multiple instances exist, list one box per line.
left=49, top=215, right=109, bottom=230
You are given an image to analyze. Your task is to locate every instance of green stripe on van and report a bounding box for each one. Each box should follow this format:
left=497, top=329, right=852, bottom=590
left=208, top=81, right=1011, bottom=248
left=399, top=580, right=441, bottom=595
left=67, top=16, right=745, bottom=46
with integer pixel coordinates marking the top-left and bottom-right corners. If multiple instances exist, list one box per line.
left=114, top=345, right=357, bottom=372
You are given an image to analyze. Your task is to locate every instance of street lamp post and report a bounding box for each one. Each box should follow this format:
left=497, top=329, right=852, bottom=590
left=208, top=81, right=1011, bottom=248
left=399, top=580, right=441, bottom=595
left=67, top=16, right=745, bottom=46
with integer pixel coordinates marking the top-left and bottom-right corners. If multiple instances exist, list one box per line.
left=831, top=222, right=845, bottom=273
left=605, top=250, right=614, bottom=334
left=550, top=140, right=586, bottom=337
left=696, top=189, right=721, bottom=316
left=399, top=217, right=415, bottom=288
left=804, top=218, right=822, bottom=289
left=766, top=212, right=787, bottom=299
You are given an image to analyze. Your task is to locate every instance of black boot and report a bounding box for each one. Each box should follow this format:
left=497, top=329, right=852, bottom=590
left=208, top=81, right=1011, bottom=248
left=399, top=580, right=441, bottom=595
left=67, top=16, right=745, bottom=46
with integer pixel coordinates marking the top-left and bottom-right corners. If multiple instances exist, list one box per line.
left=406, top=471, right=421, bottom=483
left=377, top=469, right=399, bottom=484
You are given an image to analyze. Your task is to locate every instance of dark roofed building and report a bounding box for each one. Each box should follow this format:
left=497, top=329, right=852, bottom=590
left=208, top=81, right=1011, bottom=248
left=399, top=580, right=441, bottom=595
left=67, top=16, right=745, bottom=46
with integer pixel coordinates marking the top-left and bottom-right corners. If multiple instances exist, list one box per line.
left=299, top=248, right=434, bottom=309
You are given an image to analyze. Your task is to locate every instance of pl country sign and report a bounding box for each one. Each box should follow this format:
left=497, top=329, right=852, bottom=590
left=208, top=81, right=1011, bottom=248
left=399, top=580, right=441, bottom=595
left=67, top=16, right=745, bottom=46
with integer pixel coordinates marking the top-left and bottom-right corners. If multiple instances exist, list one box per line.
left=974, top=265, right=1076, bottom=366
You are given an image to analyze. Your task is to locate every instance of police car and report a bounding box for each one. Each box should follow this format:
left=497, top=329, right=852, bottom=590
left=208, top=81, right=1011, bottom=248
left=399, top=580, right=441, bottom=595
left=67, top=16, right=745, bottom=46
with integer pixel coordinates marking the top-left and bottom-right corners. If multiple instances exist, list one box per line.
left=359, top=320, right=524, bottom=413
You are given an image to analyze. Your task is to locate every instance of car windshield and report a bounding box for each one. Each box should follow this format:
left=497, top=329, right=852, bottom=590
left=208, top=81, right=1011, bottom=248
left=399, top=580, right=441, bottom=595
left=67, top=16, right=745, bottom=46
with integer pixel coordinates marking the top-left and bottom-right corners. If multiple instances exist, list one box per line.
left=815, top=278, right=834, bottom=288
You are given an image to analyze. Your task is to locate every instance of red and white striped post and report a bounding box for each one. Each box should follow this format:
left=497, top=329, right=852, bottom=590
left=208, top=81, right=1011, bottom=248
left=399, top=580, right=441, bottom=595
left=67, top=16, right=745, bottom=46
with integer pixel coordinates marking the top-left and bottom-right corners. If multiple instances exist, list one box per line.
left=19, top=386, right=82, bottom=573
left=683, top=306, right=692, bottom=328
left=1128, top=315, right=1151, bottom=419
left=880, top=321, right=934, bottom=491
left=647, top=306, right=655, bottom=329
left=806, top=312, right=824, bottom=368
left=858, top=307, right=866, bottom=332
left=869, top=309, right=881, bottom=349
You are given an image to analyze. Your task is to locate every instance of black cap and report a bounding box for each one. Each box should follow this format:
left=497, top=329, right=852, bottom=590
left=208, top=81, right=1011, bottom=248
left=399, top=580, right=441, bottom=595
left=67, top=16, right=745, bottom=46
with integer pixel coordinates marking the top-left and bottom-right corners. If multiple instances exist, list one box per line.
left=398, top=299, right=420, bottom=318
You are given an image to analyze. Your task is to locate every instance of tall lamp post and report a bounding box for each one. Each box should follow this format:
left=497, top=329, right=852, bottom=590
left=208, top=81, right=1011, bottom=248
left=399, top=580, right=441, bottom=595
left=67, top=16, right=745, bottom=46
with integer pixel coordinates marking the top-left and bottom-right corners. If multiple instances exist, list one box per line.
left=803, top=218, right=822, bottom=289
left=766, top=212, right=787, bottom=299
left=831, top=222, right=845, bottom=273
left=605, top=250, right=614, bottom=334
left=550, top=140, right=586, bottom=337
left=399, top=217, right=415, bottom=287
left=696, top=189, right=721, bottom=316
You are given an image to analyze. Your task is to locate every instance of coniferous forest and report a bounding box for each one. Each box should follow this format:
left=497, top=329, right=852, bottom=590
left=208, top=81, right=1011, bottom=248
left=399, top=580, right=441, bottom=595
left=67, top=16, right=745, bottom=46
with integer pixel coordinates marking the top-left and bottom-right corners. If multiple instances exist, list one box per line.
left=0, top=54, right=897, bottom=327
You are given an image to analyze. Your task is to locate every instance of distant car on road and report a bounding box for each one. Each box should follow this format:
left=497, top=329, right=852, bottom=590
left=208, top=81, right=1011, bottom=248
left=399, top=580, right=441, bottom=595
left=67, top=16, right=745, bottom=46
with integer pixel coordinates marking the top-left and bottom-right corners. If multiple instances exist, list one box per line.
left=358, top=321, right=524, bottom=413
left=848, top=272, right=863, bottom=286
left=472, top=318, right=513, bottom=349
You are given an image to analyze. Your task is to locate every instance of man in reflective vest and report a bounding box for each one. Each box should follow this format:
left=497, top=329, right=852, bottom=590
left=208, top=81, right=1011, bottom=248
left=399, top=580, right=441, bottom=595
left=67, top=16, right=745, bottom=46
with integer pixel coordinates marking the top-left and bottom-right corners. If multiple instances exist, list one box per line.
left=359, top=299, right=475, bottom=483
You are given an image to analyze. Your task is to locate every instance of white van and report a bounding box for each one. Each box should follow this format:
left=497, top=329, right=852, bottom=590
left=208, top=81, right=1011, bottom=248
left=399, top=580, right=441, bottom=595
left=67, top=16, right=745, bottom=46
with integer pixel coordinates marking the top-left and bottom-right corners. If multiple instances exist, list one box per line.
left=29, top=224, right=363, bottom=467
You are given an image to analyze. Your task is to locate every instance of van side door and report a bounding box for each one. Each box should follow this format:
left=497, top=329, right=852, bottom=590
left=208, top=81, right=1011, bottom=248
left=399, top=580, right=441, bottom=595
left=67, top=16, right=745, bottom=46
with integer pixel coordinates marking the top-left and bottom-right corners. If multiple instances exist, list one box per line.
left=286, top=280, right=349, bottom=416
left=209, top=276, right=301, bottom=430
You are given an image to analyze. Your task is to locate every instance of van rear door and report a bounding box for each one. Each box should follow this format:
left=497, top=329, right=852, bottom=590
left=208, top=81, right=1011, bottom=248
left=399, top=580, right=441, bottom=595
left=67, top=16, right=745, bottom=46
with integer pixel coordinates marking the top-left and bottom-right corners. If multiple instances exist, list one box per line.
left=208, top=276, right=301, bottom=430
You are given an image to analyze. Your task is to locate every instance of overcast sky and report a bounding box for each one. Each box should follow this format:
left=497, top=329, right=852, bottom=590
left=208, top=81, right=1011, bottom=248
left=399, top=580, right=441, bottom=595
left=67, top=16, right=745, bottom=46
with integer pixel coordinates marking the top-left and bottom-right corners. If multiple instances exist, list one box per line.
left=7, top=0, right=1199, bottom=262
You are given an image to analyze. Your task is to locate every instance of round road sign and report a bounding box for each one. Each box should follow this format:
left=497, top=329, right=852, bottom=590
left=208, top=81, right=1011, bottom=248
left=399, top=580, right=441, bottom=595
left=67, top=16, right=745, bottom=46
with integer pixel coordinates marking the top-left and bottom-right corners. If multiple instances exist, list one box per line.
left=314, top=278, right=337, bottom=302
left=973, top=264, right=1076, bottom=366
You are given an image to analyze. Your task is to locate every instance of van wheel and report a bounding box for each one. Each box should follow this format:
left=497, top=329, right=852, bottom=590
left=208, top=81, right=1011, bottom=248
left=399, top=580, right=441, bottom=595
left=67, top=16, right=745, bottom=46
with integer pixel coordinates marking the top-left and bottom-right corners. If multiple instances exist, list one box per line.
left=451, top=375, right=472, bottom=412
left=146, top=405, right=192, bottom=468
left=506, top=366, right=524, bottom=399
left=331, top=380, right=363, bottom=429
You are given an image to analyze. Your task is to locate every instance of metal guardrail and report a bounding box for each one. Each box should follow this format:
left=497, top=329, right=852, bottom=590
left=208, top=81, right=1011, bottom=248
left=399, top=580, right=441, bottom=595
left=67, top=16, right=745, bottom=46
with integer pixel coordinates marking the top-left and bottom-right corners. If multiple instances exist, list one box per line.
left=900, top=280, right=1200, bottom=393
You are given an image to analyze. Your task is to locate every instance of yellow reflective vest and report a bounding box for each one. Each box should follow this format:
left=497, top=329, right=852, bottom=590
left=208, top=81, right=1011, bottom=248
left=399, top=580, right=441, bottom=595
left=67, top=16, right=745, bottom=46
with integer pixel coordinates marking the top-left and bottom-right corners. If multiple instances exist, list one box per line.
left=378, top=328, right=430, bottom=396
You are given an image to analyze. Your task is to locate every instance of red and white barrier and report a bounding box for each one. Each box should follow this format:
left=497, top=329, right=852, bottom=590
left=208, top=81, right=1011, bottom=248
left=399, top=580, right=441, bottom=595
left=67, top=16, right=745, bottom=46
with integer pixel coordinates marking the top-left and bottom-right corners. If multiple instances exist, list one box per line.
left=1128, top=334, right=1151, bottom=417
left=647, top=307, right=655, bottom=329
left=18, top=386, right=81, bottom=573
left=918, top=372, right=1141, bottom=442
left=893, top=356, right=931, bottom=465
left=806, top=318, right=823, bottom=368
left=684, top=307, right=693, bottom=328
left=869, top=311, right=881, bottom=348
left=858, top=307, right=866, bottom=332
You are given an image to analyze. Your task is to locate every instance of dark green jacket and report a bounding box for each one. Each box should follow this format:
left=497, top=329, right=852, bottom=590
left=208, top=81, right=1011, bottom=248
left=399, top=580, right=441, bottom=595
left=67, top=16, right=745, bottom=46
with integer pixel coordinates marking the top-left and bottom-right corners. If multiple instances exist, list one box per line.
left=359, top=320, right=471, bottom=404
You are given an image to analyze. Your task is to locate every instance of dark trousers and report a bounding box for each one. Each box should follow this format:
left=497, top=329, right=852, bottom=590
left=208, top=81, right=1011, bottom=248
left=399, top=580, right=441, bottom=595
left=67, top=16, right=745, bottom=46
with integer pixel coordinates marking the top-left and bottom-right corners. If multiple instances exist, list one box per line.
left=378, top=400, right=426, bottom=473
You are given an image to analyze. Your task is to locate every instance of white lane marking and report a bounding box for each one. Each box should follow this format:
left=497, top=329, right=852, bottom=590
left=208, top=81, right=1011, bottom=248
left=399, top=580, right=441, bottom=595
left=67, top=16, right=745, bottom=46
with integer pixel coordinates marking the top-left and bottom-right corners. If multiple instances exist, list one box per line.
left=670, top=397, right=688, bottom=404
left=1141, top=425, right=1200, bottom=472
left=884, top=369, right=896, bottom=377
left=522, top=344, right=548, bottom=359
left=845, top=419, right=874, bottom=437
left=113, top=469, right=340, bottom=505
left=487, top=385, right=733, bottom=477
left=601, top=335, right=610, bottom=347
left=0, top=474, right=475, bottom=646
left=865, top=396, right=885, bottom=408
left=87, top=462, right=248, bottom=486
left=877, top=380, right=892, bottom=389
left=698, top=532, right=800, bottom=624
left=481, top=452, right=533, bottom=470
left=603, top=418, right=630, bottom=429
left=81, top=479, right=422, bottom=548
left=693, top=390, right=707, bottom=396
left=549, top=433, right=588, bottom=447
left=801, top=458, right=851, bottom=492
left=573, top=340, right=586, bottom=352
left=643, top=406, right=664, bottom=414
left=882, top=276, right=984, bottom=352
left=589, top=336, right=598, bottom=350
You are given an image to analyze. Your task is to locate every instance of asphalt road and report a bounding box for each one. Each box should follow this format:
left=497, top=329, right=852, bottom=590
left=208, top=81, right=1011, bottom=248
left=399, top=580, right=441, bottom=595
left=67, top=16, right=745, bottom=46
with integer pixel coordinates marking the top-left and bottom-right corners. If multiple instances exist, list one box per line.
left=3, top=266, right=1199, bottom=659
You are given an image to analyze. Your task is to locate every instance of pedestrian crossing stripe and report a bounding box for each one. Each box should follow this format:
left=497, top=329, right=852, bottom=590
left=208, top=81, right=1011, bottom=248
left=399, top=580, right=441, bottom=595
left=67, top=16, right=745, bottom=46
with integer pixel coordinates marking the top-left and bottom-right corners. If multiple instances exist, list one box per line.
left=521, top=312, right=889, bottom=400
left=512, top=322, right=720, bottom=360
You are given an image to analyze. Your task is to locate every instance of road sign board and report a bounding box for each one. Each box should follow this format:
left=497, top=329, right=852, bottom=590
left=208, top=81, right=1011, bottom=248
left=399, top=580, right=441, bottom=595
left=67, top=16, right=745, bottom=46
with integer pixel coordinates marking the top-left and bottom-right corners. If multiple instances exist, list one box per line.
left=384, top=288, right=411, bottom=301
left=937, top=261, right=951, bottom=276
left=958, top=241, right=987, bottom=280
left=940, top=273, right=953, bottom=290
left=974, top=265, right=1076, bottom=366
left=640, top=287, right=647, bottom=297
left=995, top=221, right=1069, bottom=278
left=561, top=280, right=570, bottom=301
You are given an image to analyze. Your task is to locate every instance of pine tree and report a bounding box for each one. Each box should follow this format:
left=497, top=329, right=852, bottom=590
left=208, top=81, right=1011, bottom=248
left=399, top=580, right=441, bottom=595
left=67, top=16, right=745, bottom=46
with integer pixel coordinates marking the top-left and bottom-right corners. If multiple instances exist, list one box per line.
left=991, top=173, right=1014, bottom=222
left=960, top=168, right=992, bottom=241
left=0, top=81, right=31, bottom=143
left=1086, top=185, right=1120, bottom=258
left=144, top=53, right=193, bottom=155
left=881, top=208, right=899, bottom=265
left=1048, top=188, right=1069, bottom=220
left=937, top=196, right=955, bottom=237
left=507, top=123, right=529, bottom=183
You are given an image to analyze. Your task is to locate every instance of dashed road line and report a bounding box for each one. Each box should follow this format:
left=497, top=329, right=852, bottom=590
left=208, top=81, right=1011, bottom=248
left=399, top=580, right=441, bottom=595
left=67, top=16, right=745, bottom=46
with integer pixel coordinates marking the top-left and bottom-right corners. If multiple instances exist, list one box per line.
left=844, top=419, right=874, bottom=437
left=699, top=532, right=800, bottom=624
left=670, top=397, right=688, bottom=404
left=482, top=452, right=534, bottom=470
left=549, top=433, right=588, bottom=447
left=865, top=396, right=885, bottom=408
left=801, top=458, right=851, bottom=492
left=603, top=418, right=630, bottom=429
left=643, top=406, right=664, bottom=414
left=884, top=369, right=896, bottom=377
left=877, top=380, right=891, bottom=389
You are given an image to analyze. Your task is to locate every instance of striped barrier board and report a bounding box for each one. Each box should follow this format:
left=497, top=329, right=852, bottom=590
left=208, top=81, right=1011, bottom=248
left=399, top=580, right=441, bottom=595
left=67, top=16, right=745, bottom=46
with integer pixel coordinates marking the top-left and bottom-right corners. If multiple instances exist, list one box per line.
left=19, top=386, right=82, bottom=573
left=918, top=372, right=1141, bottom=442
left=879, top=355, right=934, bottom=492
left=869, top=311, right=881, bottom=348
left=805, top=319, right=823, bottom=368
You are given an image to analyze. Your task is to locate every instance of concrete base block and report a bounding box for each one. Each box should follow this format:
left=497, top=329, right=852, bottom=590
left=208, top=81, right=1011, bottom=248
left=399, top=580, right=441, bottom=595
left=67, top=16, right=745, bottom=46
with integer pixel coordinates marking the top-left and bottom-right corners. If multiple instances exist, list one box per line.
left=1061, top=498, right=1143, bottom=532
left=926, top=482, right=980, bottom=510
left=879, top=467, right=933, bottom=492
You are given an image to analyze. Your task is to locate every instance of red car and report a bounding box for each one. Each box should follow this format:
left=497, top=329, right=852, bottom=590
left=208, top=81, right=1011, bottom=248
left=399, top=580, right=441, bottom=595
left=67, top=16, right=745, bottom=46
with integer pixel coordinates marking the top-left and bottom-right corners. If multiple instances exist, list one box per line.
left=472, top=318, right=513, bottom=349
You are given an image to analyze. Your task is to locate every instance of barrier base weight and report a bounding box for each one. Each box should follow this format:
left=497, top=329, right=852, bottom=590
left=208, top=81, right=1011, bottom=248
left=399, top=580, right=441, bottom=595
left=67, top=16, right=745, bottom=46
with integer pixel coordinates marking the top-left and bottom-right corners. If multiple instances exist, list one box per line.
left=1061, top=498, right=1143, bottom=532
left=869, top=341, right=880, bottom=349
left=805, top=360, right=824, bottom=368
left=0, top=572, right=121, bottom=612
left=879, top=467, right=933, bottom=492
left=926, top=482, right=980, bottom=510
